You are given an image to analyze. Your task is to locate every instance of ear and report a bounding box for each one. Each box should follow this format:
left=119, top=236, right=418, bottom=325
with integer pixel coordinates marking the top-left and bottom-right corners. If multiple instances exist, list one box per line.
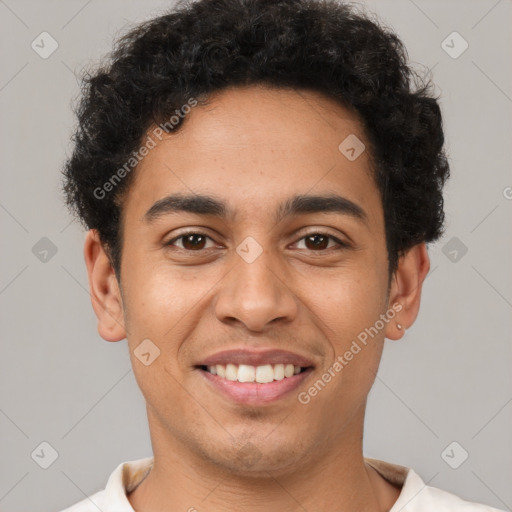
left=83, top=229, right=126, bottom=342
left=384, top=242, right=430, bottom=341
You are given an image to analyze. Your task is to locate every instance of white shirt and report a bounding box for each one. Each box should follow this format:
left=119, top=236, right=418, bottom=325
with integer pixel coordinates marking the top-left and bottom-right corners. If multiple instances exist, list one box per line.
left=60, top=456, right=505, bottom=511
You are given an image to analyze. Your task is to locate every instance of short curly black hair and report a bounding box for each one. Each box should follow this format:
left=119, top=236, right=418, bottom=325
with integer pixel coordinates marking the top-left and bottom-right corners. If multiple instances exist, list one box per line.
left=62, top=0, right=449, bottom=282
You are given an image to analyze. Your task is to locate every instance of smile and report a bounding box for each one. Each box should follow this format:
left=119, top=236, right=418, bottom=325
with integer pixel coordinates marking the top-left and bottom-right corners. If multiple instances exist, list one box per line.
left=202, top=363, right=306, bottom=383
left=195, top=348, right=315, bottom=404
left=197, top=364, right=313, bottom=404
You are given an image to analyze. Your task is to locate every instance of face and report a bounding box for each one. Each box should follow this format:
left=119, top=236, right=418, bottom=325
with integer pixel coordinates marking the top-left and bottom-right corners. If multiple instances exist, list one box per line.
left=97, top=85, right=404, bottom=475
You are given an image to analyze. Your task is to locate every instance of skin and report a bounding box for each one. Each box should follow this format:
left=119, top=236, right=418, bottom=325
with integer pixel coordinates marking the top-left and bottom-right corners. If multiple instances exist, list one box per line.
left=84, top=84, right=430, bottom=511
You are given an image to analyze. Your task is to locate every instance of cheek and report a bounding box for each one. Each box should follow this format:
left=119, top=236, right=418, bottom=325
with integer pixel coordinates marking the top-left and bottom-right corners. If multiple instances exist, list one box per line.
left=306, top=264, right=387, bottom=341
left=122, top=259, right=225, bottom=381
left=123, top=260, right=200, bottom=331
left=305, top=260, right=387, bottom=392
left=121, top=266, right=203, bottom=409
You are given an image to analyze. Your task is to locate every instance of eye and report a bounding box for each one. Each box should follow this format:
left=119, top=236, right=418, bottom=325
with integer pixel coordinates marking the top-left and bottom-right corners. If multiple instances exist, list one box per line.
left=293, top=232, right=349, bottom=251
left=166, top=231, right=217, bottom=251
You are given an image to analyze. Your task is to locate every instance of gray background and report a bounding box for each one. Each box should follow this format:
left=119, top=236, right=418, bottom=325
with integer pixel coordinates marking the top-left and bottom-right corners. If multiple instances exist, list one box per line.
left=0, top=0, right=511, bottom=511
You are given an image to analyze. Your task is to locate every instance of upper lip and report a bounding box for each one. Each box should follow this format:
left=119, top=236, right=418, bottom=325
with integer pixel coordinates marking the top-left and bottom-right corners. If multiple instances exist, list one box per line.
left=197, top=349, right=315, bottom=368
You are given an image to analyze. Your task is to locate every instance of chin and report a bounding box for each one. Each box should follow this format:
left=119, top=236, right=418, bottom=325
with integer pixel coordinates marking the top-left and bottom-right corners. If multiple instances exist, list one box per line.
left=200, top=436, right=309, bottom=477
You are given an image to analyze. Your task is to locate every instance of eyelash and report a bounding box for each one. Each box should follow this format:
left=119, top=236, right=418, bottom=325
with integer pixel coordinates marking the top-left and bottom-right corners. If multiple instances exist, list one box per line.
left=165, top=230, right=350, bottom=253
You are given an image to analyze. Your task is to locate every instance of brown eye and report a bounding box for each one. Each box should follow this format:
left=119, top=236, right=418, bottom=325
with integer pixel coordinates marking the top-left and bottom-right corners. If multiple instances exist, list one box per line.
left=304, top=234, right=329, bottom=250
left=295, top=232, right=348, bottom=251
left=181, top=233, right=207, bottom=250
left=167, top=232, right=214, bottom=251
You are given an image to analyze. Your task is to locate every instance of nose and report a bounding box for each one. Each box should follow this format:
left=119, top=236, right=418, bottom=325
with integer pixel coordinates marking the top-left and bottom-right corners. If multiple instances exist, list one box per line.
left=214, top=249, right=298, bottom=332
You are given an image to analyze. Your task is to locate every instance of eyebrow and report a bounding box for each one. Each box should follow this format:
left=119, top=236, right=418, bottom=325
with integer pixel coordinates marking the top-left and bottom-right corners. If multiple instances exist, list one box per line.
left=143, top=192, right=368, bottom=226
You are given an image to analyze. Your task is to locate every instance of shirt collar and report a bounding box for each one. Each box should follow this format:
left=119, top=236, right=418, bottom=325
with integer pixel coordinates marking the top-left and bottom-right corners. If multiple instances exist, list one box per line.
left=102, top=456, right=414, bottom=511
left=103, top=456, right=153, bottom=512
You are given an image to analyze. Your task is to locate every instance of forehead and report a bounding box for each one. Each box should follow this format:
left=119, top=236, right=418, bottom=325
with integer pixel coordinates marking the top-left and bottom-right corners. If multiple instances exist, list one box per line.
left=122, top=85, right=382, bottom=229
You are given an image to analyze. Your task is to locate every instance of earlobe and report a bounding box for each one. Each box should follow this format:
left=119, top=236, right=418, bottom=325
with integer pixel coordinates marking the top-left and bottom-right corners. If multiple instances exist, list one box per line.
left=385, top=242, right=430, bottom=341
left=83, top=229, right=126, bottom=342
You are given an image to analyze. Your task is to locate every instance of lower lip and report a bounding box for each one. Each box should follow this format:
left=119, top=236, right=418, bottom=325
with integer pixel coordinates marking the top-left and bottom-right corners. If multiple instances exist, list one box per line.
left=199, top=367, right=313, bottom=405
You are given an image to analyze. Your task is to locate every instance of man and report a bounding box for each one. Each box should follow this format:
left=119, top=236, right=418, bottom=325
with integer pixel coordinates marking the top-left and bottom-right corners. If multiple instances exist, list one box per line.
left=60, top=0, right=503, bottom=510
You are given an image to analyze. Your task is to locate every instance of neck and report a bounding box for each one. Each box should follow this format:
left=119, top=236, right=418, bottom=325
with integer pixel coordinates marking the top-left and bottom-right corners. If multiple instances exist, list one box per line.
left=128, top=406, right=399, bottom=512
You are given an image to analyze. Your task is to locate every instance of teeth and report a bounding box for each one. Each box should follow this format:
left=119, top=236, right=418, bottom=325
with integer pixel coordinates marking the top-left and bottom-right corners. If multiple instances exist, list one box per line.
left=205, top=363, right=304, bottom=383
left=225, top=363, right=238, bottom=381
left=274, top=364, right=285, bottom=380
left=238, top=364, right=255, bottom=382
left=256, top=364, right=274, bottom=383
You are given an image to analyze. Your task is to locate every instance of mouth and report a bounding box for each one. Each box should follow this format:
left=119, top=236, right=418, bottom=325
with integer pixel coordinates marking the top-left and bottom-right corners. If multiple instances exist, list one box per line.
left=197, top=363, right=310, bottom=382
left=195, top=349, right=315, bottom=404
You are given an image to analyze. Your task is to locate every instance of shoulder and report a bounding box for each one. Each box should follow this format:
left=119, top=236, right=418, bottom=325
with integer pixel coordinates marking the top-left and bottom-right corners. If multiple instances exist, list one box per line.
left=56, top=456, right=153, bottom=512
left=364, top=457, right=505, bottom=512
left=392, top=467, right=506, bottom=511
